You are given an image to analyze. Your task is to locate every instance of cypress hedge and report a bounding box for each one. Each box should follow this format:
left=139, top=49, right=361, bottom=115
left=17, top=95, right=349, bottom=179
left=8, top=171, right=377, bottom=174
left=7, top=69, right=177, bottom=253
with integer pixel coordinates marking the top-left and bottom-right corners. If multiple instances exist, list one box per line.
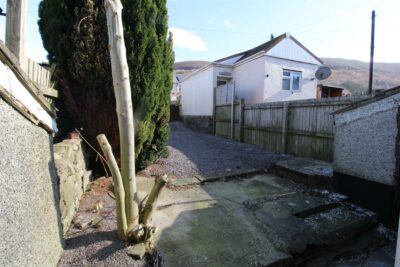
left=38, top=0, right=173, bottom=170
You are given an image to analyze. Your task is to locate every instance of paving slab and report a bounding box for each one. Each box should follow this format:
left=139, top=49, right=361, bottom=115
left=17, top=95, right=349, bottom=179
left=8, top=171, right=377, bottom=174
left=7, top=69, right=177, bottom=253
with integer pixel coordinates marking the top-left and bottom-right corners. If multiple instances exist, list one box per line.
left=168, top=177, right=201, bottom=188
left=136, top=174, right=377, bottom=267
left=137, top=175, right=294, bottom=266
left=194, top=168, right=263, bottom=183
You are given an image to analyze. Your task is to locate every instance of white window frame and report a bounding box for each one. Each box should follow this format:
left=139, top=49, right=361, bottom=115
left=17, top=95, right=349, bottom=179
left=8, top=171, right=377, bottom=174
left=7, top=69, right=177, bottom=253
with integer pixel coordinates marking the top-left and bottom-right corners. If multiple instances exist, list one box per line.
left=282, top=69, right=302, bottom=92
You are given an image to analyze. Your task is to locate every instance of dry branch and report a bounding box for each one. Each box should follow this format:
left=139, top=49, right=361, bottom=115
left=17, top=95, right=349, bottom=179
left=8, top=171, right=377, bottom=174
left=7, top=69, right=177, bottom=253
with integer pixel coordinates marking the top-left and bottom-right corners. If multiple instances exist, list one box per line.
left=142, top=178, right=167, bottom=225
left=97, top=134, right=127, bottom=239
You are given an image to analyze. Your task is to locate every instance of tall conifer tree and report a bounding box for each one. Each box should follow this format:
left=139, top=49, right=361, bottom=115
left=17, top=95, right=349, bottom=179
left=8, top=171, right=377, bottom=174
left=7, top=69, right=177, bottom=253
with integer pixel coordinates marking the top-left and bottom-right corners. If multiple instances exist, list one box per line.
left=38, top=0, right=173, bottom=169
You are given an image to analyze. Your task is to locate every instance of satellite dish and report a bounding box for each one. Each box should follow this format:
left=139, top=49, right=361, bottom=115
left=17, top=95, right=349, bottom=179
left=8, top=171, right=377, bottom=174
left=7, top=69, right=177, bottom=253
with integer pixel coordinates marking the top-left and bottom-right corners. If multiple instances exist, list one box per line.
left=315, top=66, right=332, bottom=80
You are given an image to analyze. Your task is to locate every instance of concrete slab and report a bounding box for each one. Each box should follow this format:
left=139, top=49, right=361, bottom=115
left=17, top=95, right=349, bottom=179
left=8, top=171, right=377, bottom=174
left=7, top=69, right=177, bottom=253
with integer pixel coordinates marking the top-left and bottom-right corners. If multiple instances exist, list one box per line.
left=194, top=168, right=263, bottom=183
left=270, top=158, right=333, bottom=187
left=136, top=174, right=377, bottom=267
left=137, top=175, right=294, bottom=266
left=168, top=177, right=201, bottom=188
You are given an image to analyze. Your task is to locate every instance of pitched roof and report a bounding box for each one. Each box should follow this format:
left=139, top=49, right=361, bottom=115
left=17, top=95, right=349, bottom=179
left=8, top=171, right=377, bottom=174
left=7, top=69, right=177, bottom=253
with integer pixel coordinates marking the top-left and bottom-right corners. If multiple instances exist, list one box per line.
left=215, top=33, right=323, bottom=65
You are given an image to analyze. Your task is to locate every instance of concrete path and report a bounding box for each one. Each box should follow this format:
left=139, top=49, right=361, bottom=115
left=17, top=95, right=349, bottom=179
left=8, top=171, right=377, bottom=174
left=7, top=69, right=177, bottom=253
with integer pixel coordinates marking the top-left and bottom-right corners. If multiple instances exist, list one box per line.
left=138, top=173, right=381, bottom=267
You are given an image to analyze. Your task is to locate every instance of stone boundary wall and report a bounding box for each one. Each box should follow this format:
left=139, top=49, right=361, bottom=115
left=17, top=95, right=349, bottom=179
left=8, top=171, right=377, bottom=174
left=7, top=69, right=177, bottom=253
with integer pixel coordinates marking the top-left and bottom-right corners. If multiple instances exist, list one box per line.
left=54, top=139, right=91, bottom=234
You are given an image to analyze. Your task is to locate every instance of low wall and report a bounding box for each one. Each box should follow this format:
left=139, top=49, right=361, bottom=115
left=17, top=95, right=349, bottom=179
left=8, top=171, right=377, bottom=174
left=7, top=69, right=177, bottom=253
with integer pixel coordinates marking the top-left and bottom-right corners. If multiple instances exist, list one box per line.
left=54, top=139, right=91, bottom=234
left=183, top=115, right=213, bottom=134
left=0, top=98, right=64, bottom=266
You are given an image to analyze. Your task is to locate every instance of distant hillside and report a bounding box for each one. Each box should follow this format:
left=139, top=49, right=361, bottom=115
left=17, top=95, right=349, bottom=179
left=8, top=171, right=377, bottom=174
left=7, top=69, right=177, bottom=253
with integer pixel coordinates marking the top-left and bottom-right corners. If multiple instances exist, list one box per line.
left=174, top=61, right=210, bottom=70
left=321, top=58, right=400, bottom=94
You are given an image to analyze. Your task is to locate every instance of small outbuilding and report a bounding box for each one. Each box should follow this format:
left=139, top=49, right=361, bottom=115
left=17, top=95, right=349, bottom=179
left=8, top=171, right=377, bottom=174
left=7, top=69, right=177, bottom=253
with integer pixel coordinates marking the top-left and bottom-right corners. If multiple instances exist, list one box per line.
left=332, top=86, right=400, bottom=226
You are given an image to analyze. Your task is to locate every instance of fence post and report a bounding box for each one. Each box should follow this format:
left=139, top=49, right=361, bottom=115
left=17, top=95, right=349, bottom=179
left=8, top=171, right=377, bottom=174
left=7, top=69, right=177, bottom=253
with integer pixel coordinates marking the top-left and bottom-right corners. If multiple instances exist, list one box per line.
left=230, top=82, right=235, bottom=140
left=238, top=98, right=245, bottom=142
left=213, top=86, right=217, bottom=135
left=281, top=101, right=289, bottom=154
left=6, top=0, right=28, bottom=70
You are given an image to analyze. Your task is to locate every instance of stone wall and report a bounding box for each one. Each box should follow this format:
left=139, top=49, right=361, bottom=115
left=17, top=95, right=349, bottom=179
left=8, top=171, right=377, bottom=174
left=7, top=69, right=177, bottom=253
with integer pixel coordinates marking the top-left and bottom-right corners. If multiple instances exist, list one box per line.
left=54, top=138, right=91, bottom=234
left=0, top=98, right=64, bottom=266
left=183, top=115, right=213, bottom=134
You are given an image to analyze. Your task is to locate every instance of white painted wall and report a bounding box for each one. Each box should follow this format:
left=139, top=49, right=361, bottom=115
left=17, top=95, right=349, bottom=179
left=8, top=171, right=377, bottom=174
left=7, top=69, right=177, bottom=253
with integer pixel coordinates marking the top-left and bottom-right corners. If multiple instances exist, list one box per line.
left=233, top=55, right=266, bottom=104
left=181, top=65, right=214, bottom=116
left=264, top=56, right=319, bottom=103
left=0, top=60, right=57, bottom=131
left=267, top=36, right=321, bottom=65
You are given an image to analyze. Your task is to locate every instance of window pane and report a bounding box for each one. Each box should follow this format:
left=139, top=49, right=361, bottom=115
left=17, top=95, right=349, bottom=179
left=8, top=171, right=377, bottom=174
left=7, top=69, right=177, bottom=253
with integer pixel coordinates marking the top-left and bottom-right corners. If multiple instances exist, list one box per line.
left=282, top=78, right=290, bottom=90
left=292, top=73, right=301, bottom=90
left=283, top=71, right=290, bottom=77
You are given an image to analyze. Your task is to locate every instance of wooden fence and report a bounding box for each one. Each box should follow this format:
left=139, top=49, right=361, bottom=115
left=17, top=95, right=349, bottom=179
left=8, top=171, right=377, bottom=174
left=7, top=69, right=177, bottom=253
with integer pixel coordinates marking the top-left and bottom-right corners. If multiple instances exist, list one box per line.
left=214, top=96, right=370, bottom=162
left=23, top=58, right=58, bottom=103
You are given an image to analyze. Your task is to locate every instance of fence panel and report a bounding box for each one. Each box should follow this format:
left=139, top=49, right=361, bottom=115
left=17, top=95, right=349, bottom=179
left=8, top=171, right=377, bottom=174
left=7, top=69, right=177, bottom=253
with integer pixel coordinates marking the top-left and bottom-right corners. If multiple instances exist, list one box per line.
left=215, top=96, right=370, bottom=162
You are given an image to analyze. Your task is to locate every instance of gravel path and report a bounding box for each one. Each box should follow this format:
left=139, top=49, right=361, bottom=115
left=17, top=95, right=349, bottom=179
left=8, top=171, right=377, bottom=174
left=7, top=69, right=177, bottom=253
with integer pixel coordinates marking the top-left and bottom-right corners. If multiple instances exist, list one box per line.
left=142, top=121, right=288, bottom=178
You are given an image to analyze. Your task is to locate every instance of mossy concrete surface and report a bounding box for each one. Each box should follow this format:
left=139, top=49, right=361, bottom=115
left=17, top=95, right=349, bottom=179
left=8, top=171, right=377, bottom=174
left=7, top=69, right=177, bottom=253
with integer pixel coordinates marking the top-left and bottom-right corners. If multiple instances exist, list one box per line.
left=137, top=173, right=379, bottom=266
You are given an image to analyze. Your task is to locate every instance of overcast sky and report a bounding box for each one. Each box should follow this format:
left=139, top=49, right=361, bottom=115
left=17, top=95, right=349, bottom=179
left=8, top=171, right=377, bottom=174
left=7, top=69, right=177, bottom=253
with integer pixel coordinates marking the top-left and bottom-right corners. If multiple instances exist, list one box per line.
left=1, top=0, right=399, bottom=63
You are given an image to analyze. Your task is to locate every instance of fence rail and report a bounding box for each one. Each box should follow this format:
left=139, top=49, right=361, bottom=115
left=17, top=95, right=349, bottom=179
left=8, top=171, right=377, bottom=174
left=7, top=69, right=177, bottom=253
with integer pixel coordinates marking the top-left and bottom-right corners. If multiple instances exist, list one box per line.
left=214, top=96, right=371, bottom=162
left=22, top=58, right=58, bottom=103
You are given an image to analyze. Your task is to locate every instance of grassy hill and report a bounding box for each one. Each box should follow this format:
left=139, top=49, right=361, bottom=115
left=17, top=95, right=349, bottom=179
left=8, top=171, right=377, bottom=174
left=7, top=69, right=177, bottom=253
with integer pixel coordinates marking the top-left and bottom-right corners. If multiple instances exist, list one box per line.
left=174, top=59, right=400, bottom=95
left=321, top=58, right=400, bottom=94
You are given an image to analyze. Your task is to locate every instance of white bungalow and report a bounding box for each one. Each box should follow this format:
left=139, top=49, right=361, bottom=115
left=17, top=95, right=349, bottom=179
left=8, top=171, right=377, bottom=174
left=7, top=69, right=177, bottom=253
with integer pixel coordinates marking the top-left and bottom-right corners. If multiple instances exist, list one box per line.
left=179, top=33, right=323, bottom=131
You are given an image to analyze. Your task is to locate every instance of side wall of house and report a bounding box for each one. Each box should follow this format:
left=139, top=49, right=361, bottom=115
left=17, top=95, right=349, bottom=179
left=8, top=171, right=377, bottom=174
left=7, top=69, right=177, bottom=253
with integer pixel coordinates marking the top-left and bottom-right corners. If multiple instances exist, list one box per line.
left=264, top=57, right=319, bottom=102
left=0, top=98, right=64, bottom=266
left=181, top=66, right=214, bottom=132
left=232, top=56, right=266, bottom=104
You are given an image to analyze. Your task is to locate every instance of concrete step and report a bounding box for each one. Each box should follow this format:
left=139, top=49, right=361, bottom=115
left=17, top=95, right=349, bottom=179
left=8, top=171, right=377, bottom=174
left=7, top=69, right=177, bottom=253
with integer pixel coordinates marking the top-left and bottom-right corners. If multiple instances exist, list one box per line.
left=293, top=204, right=379, bottom=265
left=269, top=158, right=333, bottom=187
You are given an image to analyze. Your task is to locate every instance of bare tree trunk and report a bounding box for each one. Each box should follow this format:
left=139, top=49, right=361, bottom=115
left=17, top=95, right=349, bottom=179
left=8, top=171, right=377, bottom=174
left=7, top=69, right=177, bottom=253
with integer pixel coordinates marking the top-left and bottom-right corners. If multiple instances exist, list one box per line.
left=104, top=0, right=138, bottom=228
left=97, top=134, right=127, bottom=240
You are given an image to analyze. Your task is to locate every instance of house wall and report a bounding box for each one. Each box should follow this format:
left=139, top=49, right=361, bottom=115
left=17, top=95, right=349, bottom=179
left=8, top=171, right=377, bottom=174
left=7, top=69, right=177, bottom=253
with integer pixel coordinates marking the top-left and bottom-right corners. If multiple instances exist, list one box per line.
left=233, top=55, right=266, bottom=104
left=0, top=98, right=64, bottom=266
left=264, top=57, right=319, bottom=102
left=181, top=66, right=214, bottom=116
left=181, top=66, right=215, bottom=132
left=333, top=93, right=400, bottom=186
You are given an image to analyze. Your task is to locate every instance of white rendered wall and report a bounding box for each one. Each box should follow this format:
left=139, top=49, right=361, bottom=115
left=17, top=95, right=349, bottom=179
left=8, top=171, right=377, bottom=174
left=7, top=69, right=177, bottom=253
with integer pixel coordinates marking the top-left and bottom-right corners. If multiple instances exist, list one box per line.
left=233, top=56, right=266, bottom=104
left=334, top=93, right=400, bottom=186
left=0, top=60, right=57, bottom=131
left=264, top=56, right=319, bottom=102
left=181, top=66, right=214, bottom=116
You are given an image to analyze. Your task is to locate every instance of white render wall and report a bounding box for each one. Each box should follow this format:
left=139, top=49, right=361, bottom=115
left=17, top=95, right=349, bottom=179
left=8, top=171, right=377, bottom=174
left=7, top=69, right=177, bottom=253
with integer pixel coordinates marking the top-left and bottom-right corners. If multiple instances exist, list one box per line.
left=0, top=60, right=57, bottom=131
left=334, top=93, right=400, bottom=186
left=181, top=65, right=214, bottom=116
left=264, top=56, right=319, bottom=103
left=233, top=56, right=266, bottom=104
